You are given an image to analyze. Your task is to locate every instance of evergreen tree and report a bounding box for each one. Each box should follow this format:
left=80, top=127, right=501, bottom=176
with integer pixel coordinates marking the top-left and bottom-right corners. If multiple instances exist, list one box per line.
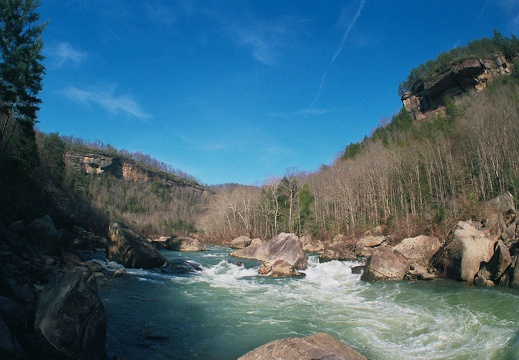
left=0, top=0, right=46, bottom=157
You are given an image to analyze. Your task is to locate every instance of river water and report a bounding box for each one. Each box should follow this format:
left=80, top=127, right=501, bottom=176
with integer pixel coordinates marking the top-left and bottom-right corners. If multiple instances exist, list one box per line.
left=97, top=247, right=519, bottom=360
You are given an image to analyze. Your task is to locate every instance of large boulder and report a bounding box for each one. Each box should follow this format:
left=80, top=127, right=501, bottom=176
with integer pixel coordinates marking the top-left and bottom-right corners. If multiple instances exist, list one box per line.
left=24, top=215, right=59, bottom=254
left=300, top=235, right=324, bottom=253
left=393, top=235, right=442, bottom=267
left=510, top=257, right=519, bottom=289
left=230, top=233, right=308, bottom=270
left=107, top=222, right=166, bottom=269
left=165, top=236, right=208, bottom=252
left=238, top=332, right=366, bottom=360
left=477, top=240, right=512, bottom=283
left=433, top=221, right=495, bottom=283
left=230, top=236, right=251, bottom=249
left=353, top=235, right=386, bottom=257
left=319, top=245, right=356, bottom=262
left=35, top=267, right=106, bottom=360
left=361, top=246, right=409, bottom=281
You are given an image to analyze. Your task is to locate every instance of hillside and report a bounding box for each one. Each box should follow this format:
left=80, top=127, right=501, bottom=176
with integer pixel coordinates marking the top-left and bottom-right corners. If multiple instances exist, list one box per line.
left=199, top=33, right=519, bottom=243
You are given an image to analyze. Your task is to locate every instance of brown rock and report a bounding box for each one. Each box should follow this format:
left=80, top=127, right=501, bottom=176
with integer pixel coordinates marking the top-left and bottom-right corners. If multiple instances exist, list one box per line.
left=319, top=245, right=356, bottom=262
left=165, top=236, right=208, bottom=252
left=393, top=235, right=442, bottom=267
left=353, top=236, right=386, bottom=257
left=230, top=236, right=251, bottom=249
left=238, top=332, right=366, bottom=360
left=361, top=247, right=408, bottom=281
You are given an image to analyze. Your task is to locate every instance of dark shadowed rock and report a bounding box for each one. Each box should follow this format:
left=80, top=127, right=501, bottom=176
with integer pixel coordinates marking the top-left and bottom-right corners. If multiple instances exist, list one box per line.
left=35, top=267, right=106, bottom=360
left=230, top=233, right=307, bottom=270
left=238, top=332, right=367, bottom=360
left=24, top=215, right=59, bottom=254
left=230, top=236, right=252, bottom=249
left=165, top=236, right=208, bottom=252
left=361, top=246, right=409, bottom=281
left=0, top=314, right=24, bottom=359
left=161, top=259, right=203, bottom=275
left=107, top=222, right=166, bottom=269
left=319, top=245, right=356, bottom=262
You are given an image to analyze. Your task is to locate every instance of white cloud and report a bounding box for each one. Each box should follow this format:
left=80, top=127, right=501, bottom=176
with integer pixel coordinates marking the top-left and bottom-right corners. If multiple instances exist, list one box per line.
left=49, top=42, right=88, bottom=67
left=63, top=86, right=152, bottom=120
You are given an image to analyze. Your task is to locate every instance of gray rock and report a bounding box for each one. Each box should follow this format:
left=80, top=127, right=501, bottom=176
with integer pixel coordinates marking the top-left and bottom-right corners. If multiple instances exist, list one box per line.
left=35, top=267, right=106, bottom=360
left=107, top=222, right=166, bottom=269
left=319, top=245, right=356, bottom=262
left=0, top=314, right=24, bottom=359
left=230, top=233, right=307, bottom=270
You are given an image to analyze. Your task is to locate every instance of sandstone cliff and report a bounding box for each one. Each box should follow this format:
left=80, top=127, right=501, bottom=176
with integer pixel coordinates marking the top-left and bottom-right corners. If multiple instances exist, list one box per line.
left=64, top=151, right=205, bottom=191
left=402, top=52, right=515, bottom=120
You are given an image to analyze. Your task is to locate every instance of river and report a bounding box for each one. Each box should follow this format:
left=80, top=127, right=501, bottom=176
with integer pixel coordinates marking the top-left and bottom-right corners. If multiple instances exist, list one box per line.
left=97, top=247, right=519, bottom=359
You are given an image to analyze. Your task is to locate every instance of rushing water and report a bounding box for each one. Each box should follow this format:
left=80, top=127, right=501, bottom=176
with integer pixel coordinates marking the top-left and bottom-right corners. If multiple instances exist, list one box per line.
left=97, top=247, right=519, bottom=360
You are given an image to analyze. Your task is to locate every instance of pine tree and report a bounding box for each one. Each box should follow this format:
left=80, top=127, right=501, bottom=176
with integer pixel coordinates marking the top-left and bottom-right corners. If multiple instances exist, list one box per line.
left=0, top=0, right=46, bottom=157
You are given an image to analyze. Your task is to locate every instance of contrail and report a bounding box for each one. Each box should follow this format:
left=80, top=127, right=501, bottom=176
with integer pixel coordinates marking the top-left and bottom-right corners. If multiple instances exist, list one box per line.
left=311, top=0, right=367, bottom=108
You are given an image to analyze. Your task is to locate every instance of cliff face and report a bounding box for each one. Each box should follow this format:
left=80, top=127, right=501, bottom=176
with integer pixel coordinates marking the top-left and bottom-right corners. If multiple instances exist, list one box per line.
left=64, top=151, right=204, bottom=191
left=402, top=52, right=514, bottom=120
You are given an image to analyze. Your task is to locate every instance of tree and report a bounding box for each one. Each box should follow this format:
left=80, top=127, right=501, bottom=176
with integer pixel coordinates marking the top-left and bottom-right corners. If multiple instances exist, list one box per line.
left=0, top=0, right=46, bottom=158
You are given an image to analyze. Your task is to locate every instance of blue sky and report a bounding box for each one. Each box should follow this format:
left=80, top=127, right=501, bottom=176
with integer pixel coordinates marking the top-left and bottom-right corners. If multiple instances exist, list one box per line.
left=37, top=0, right=519, bottom=185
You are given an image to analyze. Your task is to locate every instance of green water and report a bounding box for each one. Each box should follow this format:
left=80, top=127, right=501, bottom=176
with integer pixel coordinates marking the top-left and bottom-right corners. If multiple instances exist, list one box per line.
left=98, top=247, right=519, bottom=359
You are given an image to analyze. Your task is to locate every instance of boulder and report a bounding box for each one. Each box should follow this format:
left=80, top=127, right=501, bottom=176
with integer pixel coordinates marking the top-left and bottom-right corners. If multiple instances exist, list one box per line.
left=300, top=235, right=324, bottom=253
left=478, top=240, right=512, bottom=281
left=230, top=233, right=307, bottom=270
left=35, top=267, right=106, bottom=360
left=24, top=215, right=59, bottom=254
left=250, top=238, right=264, bottom=246
left=353, top=235, right=386, bottom=257
left=161, top=259, right=203, bottom=275
left=433, top=221, right=495, bottom=283
left=0, top=314, right=24, bottom=359
left=361, top=246, right=409, bottom=281
left=230, top=236, right=251, bottom=249
left=509, top=256, right=519, bottom=289
left=238, top=332, right=366, bottom=360
left=319, top=245, right=356, bottom=262
left=165, top=236, right=208, bottom=252
left=258, top=259, right=305, bottom=278
left=393, top=235, right=442, bottom=267
left=60, top=226, right=107, bottom=252
left=107, top=222, right=166, bottom=269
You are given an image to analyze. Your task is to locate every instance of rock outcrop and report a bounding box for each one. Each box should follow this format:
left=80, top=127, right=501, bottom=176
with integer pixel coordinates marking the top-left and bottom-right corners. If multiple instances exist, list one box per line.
left=107, top=222, right=166, bottom=269
left=238, top=332, right=367, bottom=360
left=35, top=267, right=106, bottom=360
left=402, top=53, right=514, bottom=120
left=230, top=233, right=307, bottom=270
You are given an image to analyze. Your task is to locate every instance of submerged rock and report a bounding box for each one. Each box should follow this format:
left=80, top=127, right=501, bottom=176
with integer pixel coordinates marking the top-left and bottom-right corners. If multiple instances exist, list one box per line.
left=238, top=332, right=367, bottom=360
left=161, top=259, right=203, bottom=274
left=258, top=259, right=305, bottom=278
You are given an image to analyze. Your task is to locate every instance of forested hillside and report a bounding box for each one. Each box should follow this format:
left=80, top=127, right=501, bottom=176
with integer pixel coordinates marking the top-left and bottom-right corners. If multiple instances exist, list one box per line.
left=199, top=33, right=519, bottom=243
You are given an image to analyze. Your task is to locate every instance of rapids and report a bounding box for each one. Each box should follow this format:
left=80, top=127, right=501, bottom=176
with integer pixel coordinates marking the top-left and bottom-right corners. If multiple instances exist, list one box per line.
left=97, top=247, right=519, bottom=359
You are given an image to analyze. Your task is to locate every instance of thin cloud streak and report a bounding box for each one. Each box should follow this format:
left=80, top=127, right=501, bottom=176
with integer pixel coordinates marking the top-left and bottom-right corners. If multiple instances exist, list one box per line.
left=64, top=86, right=152, bottom=120
left=311, top=0, right=367, bottom=107
left=49, top=42, right=88, bottom=67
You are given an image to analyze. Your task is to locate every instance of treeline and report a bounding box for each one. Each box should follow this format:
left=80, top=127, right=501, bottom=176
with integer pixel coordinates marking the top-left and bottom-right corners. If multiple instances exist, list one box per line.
left=199, top=80, right=519, bottom=242
left=398, top=31, right=519, bottom=96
